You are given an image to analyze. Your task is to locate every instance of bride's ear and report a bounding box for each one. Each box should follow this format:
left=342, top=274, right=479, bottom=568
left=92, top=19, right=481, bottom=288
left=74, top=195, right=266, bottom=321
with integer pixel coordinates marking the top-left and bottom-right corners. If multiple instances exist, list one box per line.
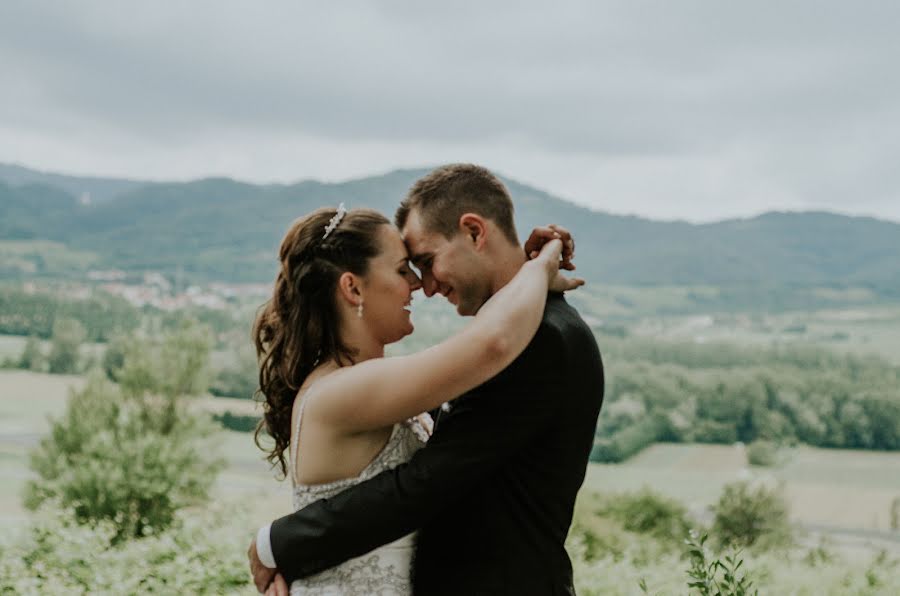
left=337, top=272, right=364, bottom=308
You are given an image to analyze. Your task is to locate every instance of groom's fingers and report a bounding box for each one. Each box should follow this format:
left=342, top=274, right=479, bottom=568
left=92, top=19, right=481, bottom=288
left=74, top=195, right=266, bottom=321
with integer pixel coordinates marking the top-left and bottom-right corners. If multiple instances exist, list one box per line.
left=540, top=224, right=575, bottom=269
left=548, top=224, right=575, bottom=268
left=547, top=224, right=574, bottom=257
left=525, top=227, right=576, bottom=270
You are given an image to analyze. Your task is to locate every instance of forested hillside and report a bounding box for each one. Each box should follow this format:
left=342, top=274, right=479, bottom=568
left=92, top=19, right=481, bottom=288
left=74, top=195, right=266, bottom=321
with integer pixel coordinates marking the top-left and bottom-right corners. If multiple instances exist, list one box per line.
left=2, top=165, right=899, bottom=296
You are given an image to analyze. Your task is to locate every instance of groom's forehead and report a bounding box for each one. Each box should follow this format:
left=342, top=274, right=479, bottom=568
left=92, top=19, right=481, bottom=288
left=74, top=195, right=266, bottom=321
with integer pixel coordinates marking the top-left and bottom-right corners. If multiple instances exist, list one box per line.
left=401, top=222, right=445, bottom=265
left=402, top=230, right=435, bottom=262
left=400, top=211, right=432, bottom=248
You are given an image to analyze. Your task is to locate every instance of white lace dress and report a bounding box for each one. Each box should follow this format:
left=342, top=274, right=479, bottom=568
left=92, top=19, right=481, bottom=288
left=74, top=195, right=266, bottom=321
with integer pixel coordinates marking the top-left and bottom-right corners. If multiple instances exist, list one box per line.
left=288, top=405, right=431, bottom=596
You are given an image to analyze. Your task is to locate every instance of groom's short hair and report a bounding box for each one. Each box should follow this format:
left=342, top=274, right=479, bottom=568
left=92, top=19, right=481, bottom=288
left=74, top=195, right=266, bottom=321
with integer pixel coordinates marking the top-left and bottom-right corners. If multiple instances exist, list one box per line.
left=396, top=164, right=519, bottom=244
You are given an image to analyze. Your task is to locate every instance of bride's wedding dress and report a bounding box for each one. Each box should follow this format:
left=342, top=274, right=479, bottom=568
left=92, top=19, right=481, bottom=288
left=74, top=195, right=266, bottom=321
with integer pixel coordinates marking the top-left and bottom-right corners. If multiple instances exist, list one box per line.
left=288, top=404, right=431, bottom=596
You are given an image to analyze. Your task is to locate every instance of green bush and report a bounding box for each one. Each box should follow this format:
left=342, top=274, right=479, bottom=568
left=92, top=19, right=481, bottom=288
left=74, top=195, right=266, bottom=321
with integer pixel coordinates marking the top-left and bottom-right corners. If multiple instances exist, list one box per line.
left=101, top=333, right=129, bottom=382
left=24, top=374, right=225, bottom=541
left=0, top=502, right=251, bottom=594
left=0, top=286, right=140, bottom=341
left=693, top=419, right=739, bottom=444
left=746, top=440, right=778, bottom=467
left=678, top=531, right=758, bottom=596
left=600, top=489, right=692, bottom=545
left=591, top=415, right=666, bottom=463
left=25, top=321, right=224, bottom=541
left=710, top=480, right=791, bottom=550
left=214, top=411, right=260, bottom=433
left=593, top=346, right=900, bottom=454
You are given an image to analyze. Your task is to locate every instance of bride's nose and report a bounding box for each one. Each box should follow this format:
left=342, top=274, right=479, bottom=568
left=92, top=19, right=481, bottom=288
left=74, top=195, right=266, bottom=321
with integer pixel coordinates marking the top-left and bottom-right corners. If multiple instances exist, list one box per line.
left=406, top=269, right=422, bottom=292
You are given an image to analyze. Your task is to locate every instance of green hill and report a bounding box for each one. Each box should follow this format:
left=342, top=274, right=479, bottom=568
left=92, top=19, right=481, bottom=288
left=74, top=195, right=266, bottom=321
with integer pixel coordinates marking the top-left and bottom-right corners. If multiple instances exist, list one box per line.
left=2, top=164, right=899, bottom=298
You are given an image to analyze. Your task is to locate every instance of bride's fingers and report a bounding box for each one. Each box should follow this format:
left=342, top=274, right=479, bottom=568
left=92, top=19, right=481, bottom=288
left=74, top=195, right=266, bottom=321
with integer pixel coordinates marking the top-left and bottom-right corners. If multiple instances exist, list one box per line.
left=271, top=574, right=289, bottom=596
left=538, top=238, right=564, bottom=260
left=547, top=224, right=575, bottom=260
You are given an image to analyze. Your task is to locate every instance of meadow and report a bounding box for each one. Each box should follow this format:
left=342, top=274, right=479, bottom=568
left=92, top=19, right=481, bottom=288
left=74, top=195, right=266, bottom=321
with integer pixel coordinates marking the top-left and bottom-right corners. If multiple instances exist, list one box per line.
left=4, top=366, right=897, bottom=536
left=3, top=284, right=900, bottom=593
left=3, top=369, right=900, bottom=594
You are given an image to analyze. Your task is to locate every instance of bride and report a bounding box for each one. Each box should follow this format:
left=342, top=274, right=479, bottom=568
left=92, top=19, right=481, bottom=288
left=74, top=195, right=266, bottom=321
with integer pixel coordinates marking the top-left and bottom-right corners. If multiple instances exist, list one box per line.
left=252, top=205, right=579, bottom=595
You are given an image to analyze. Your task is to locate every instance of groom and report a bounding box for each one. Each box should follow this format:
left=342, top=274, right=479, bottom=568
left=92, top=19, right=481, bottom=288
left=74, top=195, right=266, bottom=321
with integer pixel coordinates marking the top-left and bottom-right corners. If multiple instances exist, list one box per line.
left=249, top=164, right=605, bottom=595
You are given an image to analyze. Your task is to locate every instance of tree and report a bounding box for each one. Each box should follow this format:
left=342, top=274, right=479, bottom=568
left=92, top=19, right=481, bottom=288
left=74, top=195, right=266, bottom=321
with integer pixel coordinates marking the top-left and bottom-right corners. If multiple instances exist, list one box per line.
left=25, top=321, right=223, bottom=541
left=46, top=318, right=86, bottom=374
left=17, top=335, right=44, bottom=371
left=101, top=333, right=130, bottom=382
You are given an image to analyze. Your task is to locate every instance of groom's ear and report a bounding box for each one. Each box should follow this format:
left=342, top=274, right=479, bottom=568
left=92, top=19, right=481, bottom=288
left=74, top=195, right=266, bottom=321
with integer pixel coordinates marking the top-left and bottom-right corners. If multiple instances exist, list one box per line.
left=458, top=213, right=488, bottom=250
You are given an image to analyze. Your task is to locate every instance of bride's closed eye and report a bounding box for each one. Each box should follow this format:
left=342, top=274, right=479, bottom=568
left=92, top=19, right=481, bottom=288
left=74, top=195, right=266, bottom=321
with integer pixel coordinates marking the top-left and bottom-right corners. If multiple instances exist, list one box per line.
left=399, top=262, right=421, bottom=284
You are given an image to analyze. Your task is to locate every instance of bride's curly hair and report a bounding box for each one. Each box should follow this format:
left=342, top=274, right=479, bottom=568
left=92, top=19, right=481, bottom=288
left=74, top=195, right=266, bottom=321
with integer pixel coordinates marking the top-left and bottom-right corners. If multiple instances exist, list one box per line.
left=253, top=207, right=390, bottom=476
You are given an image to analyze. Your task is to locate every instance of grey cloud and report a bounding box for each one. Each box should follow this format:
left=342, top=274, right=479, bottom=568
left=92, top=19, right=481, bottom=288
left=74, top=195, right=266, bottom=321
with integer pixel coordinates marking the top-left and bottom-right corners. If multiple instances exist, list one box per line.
left=1, top=1, right=898, bottom=219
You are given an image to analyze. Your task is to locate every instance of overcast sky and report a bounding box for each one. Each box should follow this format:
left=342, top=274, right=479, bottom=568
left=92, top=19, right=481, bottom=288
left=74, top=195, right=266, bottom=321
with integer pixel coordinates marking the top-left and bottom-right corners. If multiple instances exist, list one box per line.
left=1, top=1, right=898, bottom=222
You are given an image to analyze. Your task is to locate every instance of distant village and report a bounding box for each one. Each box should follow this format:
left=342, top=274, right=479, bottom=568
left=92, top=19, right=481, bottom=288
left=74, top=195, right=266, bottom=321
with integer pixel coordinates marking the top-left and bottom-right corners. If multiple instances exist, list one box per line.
left=26, top=269, right=272, bottom=311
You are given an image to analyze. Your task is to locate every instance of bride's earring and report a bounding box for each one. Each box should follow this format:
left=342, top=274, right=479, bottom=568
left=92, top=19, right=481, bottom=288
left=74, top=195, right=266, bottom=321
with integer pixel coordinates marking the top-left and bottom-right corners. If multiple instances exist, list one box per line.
left=357, top=299, right=364, bottom=318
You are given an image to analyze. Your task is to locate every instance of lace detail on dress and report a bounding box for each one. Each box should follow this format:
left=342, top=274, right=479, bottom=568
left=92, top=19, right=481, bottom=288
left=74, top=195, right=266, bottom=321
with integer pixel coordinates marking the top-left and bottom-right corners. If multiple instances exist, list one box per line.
left=288, top=406, right=430, bottom=596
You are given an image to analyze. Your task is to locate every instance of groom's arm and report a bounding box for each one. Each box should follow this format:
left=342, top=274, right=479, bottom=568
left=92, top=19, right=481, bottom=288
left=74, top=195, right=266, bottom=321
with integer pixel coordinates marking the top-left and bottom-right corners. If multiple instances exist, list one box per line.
left=264, top=322, right=566, bottom=583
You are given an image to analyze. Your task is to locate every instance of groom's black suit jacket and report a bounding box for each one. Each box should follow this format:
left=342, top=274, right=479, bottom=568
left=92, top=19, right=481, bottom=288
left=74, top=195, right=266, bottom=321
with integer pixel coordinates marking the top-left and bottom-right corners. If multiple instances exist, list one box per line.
left=270, top=293, right=604, bottom=595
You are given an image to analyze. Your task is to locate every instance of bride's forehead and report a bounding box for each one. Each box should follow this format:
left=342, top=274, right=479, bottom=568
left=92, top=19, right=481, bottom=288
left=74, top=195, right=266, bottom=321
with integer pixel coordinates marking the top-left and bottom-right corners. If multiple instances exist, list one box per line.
left=377, top=225, right=409, bottom=255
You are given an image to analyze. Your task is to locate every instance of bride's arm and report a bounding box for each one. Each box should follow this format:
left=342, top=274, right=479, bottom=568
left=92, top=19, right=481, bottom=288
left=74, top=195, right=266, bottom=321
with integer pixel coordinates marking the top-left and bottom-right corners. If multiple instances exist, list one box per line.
left=306, top=239, right=575, bottom=433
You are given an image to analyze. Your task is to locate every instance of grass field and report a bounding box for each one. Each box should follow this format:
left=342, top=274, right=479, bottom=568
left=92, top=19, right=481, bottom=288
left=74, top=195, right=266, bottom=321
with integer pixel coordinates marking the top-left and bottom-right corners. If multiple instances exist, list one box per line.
left=0, top=370, right=289, bottom=531
left=564, top=287, right=900, bottom=365
left=622, top=306, right=900, bottom=365
left=0, top=240, right=99, bottom=276
left=3, top=370, right=900, bottom=542
left=585, top=443, right=900, bottom=533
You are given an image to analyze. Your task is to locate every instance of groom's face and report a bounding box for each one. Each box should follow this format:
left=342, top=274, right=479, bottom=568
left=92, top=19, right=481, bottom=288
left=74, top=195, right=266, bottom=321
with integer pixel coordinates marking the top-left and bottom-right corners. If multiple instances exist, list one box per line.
left=401, top=208, right=491, bottom=316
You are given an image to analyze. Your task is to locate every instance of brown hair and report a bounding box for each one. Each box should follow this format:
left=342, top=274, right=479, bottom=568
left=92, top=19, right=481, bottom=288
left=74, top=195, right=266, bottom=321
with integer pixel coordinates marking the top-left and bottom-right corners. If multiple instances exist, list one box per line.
left=253, top=207, right=390, bottom=476
left=395, top=164, right=518, bottom=244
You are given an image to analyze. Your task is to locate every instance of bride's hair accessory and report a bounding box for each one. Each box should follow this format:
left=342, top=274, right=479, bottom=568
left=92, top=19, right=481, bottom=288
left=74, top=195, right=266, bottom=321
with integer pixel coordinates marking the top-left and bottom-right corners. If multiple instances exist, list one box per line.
left=323, top=203, right=347, bottom=239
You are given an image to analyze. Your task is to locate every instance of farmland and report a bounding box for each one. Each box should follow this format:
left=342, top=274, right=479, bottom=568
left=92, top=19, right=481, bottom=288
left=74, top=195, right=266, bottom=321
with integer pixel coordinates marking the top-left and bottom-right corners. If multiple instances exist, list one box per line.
left=3, top=370, right=899, bottom=542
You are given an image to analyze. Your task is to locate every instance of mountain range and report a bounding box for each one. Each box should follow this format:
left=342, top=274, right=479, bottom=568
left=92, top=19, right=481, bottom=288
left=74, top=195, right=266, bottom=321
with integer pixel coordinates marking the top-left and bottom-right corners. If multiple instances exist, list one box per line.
left=2, top=163, right=898, bottom=297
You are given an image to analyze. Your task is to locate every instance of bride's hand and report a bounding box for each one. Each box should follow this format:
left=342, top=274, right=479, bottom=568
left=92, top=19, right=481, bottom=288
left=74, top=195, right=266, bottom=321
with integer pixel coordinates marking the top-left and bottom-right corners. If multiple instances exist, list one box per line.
left=265, top=573, right=289, bottom=596
left=524, top=224, right=576, bottom=271
left=533, top=239, right=585, bottom=293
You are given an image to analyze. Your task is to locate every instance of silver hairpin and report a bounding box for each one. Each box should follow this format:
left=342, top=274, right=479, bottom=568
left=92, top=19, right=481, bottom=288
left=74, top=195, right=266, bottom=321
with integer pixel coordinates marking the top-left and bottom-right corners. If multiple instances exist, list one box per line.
left=323, top=203, right=347, bottom=239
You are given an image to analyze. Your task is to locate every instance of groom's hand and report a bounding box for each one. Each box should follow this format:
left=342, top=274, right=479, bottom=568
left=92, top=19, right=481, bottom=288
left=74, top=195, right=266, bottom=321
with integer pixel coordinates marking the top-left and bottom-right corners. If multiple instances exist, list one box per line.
left=248, top=538, right=279, bottom=594
left=524, top=224, right=575, bottom=270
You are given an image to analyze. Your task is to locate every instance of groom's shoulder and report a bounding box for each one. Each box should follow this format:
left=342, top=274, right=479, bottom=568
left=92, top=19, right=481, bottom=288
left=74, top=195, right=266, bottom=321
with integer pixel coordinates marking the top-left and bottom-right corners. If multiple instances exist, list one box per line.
left=542, top=293, right=592, bottom=341
left=514, top=295, right=586, bottom=367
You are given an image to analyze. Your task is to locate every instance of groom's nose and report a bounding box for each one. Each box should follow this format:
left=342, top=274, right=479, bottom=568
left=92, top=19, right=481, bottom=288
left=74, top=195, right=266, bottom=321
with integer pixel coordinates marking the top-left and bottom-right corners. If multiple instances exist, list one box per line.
left=421, top=271, right=439, bottom=297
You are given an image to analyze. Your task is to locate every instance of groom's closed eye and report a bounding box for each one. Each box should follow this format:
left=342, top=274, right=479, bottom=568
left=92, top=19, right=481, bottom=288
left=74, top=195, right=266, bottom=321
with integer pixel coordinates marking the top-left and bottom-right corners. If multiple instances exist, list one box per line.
left=411, top=254, right=433, bottom=274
